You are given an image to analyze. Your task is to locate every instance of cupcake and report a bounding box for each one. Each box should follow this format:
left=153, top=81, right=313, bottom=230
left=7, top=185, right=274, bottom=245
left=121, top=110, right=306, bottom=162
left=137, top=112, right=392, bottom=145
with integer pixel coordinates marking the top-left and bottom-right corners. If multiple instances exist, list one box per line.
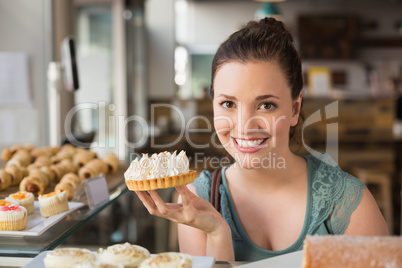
left=138, top=252, right=192, bottom=268
left=0, top=204, right=27, bottom=231
left=43, top=248, right=96, bottom=268
left=6, top=191, right=35, bottom=215
left=38, top=191, right=69, bottom=218
left=0, top=199, right=15, bottom=207
left=124, top=151, right=196, bottom=191
left=97, top=242, right=150, bottom=268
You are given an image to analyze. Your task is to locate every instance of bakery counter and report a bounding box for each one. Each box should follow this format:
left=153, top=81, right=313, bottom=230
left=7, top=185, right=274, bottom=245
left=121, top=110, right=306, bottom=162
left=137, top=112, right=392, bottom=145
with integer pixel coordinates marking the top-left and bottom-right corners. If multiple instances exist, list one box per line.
left=0, top=164, right=128, bottom=259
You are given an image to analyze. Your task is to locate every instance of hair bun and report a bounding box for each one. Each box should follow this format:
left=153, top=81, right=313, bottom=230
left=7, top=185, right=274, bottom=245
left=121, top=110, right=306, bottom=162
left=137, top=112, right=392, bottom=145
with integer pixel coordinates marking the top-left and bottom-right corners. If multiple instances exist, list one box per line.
left=258, top=17, right=293, bottom=42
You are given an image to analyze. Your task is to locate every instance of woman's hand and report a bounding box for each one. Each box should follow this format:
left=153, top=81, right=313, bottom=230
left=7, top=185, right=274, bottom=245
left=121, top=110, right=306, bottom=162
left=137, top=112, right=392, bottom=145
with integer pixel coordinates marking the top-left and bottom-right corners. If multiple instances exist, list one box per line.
left=135, top=185, right=225, bottom=235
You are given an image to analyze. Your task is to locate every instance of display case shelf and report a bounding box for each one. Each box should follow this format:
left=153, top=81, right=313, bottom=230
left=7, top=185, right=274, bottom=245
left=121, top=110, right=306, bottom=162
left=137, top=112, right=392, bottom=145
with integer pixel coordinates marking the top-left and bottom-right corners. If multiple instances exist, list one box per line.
left=0, top=164, right=128, bottom=258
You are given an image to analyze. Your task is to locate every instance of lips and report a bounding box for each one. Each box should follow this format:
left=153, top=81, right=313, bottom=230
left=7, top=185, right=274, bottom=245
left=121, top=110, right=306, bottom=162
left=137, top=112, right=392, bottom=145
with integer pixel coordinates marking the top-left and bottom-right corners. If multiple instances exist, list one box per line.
left=232, top=137, right=268, bottom=153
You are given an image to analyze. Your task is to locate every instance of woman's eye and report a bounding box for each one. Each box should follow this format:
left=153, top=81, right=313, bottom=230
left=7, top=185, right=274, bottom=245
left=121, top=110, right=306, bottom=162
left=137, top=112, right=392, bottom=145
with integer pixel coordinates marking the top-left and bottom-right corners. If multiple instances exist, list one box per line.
left=259, top=102, right=276, bottom=110
left=221, top=101, right=235, bottom=109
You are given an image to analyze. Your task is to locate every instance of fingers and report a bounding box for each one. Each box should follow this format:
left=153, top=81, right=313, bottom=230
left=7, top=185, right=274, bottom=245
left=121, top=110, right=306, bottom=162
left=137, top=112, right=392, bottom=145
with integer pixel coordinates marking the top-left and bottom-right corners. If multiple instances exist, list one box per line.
left=135, top=191, right=157, bottom=214
left=148, top=190, right=169, bottom=215
left=135, top=187, right=198, bottom=224
left=175, top=185, right=191, bottom=206
left=136, top=190, right=181, bottom=218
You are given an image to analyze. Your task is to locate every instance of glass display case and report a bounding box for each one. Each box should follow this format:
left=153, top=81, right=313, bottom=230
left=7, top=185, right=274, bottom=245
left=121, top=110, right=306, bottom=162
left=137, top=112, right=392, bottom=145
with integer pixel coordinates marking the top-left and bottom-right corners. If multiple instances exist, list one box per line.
left=0, top=165, right=127, bottom=258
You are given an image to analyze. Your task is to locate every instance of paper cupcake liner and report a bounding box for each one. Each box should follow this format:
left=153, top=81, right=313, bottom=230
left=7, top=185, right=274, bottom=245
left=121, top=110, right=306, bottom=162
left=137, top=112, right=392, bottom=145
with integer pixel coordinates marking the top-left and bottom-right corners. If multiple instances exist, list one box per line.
left=40, top=202, right=69, bottom=218
left=126, top=170, right=197, bottom=191
left=0, top=219, right=27, bottom=231
left=0, top=208, right=27, bottom=231
left=22, top=202, right=35, bottom=215
left=39, top=192, right=69, bottom=218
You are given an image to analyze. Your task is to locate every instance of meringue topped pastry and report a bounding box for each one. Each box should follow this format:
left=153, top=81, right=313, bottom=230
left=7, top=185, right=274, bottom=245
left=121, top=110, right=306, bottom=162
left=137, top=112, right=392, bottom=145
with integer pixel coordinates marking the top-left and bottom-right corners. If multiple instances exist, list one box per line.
left=124, top=151, right=196, bottom=191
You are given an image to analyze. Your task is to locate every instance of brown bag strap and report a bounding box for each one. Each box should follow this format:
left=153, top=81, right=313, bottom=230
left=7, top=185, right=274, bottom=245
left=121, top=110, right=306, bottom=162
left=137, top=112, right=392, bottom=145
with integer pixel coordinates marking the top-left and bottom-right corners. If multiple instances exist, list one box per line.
left=210, top=168, right=222, bottom=213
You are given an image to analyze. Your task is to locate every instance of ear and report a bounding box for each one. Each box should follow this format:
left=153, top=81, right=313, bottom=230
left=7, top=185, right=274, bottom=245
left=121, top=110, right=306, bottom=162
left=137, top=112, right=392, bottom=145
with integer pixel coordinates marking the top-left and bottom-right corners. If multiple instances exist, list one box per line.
left=290, top=91, right=303, bottom=127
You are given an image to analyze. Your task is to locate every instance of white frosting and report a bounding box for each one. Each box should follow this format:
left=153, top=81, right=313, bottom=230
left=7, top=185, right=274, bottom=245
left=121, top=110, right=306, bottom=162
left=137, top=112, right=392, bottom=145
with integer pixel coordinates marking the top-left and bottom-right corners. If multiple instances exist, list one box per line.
left=97, top=242, right=150, bottom=267
left=0, top=206, right=27, bottom=222
left=138, top=252, right=192, bottom=268
left=124, top=151, right=189, bottom=181
left=44, top=248, right=96, bottom=268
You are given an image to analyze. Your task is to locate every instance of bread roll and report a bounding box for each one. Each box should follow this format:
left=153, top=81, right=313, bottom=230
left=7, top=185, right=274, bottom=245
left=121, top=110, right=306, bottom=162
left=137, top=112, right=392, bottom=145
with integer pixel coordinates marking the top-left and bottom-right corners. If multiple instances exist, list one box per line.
left=6, top=158, right=24, bottom=168
left=0, top=170, right=12, bottom=191
left=79, top=159, right=108, bottom=180
left=50, top=165, right=66, bottom=182
left=302, top=235, right=402, bottom=268
left=54, top=183, right=75, bottom=200
left=103, top=153, right=119, bottom=173
left=5, top=165, right=24, bottom=186
left=33, top=155, right=52, bottom=167
left=87, top=158, right=109, bottom=174
left=1, top=148, right=13, bottom=161
left=59, top=159, right=78, bottom=174
left=60, top=173, right=81, bottom=189
left=44, top=248, right=95, bottom=268
left=30, top=146, right=58, bottom=159
left=19, top=176, right=46, bottom=196
left=40, top=166, right=56, bottom=183
left=73, top=150, right=96, bottom=168
left=11, top=149, right=32, bottom=166
left=52, top=144, right=76, bottom=163
left=98, top=243, right=150, bottom=267
left=29, top=168, right=50, bottom=187
left=10, top=144, right=34, bottom=153
left=138, top=252, right=191, bottom=268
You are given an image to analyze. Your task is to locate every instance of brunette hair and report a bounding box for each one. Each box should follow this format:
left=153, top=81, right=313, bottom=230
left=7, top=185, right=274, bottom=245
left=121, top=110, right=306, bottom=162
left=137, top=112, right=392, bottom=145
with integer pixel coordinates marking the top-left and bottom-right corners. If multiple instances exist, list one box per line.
left=210, top=17, right=304, bottom=142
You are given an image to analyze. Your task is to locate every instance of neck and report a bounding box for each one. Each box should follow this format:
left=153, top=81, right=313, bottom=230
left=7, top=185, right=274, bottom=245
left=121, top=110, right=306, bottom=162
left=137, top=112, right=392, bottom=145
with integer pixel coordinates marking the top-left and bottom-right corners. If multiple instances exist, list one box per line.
left=228, top=151, right=305, bottom=192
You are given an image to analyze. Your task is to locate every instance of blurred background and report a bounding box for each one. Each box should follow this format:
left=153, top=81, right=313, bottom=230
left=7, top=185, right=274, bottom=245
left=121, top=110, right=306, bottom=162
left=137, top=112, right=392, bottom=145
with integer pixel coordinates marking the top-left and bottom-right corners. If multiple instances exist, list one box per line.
left=0, top=0, right=401, bottom=254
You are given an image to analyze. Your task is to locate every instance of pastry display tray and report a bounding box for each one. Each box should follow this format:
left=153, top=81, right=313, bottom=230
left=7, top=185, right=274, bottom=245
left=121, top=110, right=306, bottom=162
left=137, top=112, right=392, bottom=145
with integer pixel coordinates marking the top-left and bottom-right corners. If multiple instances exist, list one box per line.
left=0, top=201, right=85, bottom=237
left=24, top=251, right=215, bottom=268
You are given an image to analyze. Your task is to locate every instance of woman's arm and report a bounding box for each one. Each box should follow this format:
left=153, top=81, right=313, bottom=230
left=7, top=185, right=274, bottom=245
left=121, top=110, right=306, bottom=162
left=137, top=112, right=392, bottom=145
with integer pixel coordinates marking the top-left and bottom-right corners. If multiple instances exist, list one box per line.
left=178, top=219, right=234, bottom=261
left=344, top=188, right=389, bottom=235
left=135, top=184, right=235, bottom=261
left=177, top=184, right=234, bottom=260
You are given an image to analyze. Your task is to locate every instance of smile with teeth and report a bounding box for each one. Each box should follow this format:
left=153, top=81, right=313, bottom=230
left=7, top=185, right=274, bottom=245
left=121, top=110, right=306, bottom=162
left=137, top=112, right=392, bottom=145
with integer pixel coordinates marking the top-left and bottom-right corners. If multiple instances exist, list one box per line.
left=234, top=138, right=267, bottom=148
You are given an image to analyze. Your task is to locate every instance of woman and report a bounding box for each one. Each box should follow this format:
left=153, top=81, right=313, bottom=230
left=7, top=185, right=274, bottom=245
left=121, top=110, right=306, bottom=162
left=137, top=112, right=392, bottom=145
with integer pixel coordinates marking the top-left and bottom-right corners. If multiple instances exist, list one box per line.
left=135, top=18, right=389, bottom=262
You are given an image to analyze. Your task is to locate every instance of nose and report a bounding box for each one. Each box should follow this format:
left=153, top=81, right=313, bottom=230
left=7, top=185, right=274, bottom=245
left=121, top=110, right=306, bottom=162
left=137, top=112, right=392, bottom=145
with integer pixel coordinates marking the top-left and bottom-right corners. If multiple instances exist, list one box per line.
left=236, top=104, right=268, bottom=134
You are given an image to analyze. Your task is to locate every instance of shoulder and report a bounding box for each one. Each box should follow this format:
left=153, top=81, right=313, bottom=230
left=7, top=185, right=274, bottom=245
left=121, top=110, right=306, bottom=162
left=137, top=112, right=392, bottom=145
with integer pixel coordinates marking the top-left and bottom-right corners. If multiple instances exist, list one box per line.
left=305, top=153, right=367, bottom=234
left=344, top=187, right=389, bottom=235
left=191, top=170, right=212, bottom=201
left=306, top=153, right=365, bottom=191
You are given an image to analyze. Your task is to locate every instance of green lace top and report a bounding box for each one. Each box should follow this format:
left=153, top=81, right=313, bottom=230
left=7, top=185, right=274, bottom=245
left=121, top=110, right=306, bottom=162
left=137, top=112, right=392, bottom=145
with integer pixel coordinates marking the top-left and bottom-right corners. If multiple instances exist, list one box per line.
left=192, top=153, right=366, bottom=261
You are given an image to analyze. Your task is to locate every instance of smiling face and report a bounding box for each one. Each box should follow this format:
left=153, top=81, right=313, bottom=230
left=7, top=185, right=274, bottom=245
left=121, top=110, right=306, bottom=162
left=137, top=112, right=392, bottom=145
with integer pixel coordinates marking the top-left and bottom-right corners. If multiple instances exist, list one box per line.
left=213, top=61, right=302, bottom=169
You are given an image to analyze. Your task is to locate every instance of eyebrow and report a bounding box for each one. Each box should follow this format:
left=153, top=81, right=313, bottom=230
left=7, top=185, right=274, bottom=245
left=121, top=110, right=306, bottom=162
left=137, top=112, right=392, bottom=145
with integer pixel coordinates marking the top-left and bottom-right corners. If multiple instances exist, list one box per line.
left=256, top=94, right=280, bottom=100
left=217, top=94, right=279, bottom=100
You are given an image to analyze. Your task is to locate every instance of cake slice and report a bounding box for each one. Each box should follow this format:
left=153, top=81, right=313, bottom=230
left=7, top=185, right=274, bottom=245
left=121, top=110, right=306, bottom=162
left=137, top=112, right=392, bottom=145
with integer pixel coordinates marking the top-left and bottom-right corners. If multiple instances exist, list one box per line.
left=302, top=235, right=402, bottom=268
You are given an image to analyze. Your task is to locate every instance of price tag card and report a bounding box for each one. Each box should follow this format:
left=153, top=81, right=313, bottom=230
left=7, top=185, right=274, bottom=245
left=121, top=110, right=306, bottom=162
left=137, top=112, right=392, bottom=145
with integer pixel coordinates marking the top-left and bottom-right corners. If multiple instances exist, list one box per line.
left=83, top=174, right=110, bottom=209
